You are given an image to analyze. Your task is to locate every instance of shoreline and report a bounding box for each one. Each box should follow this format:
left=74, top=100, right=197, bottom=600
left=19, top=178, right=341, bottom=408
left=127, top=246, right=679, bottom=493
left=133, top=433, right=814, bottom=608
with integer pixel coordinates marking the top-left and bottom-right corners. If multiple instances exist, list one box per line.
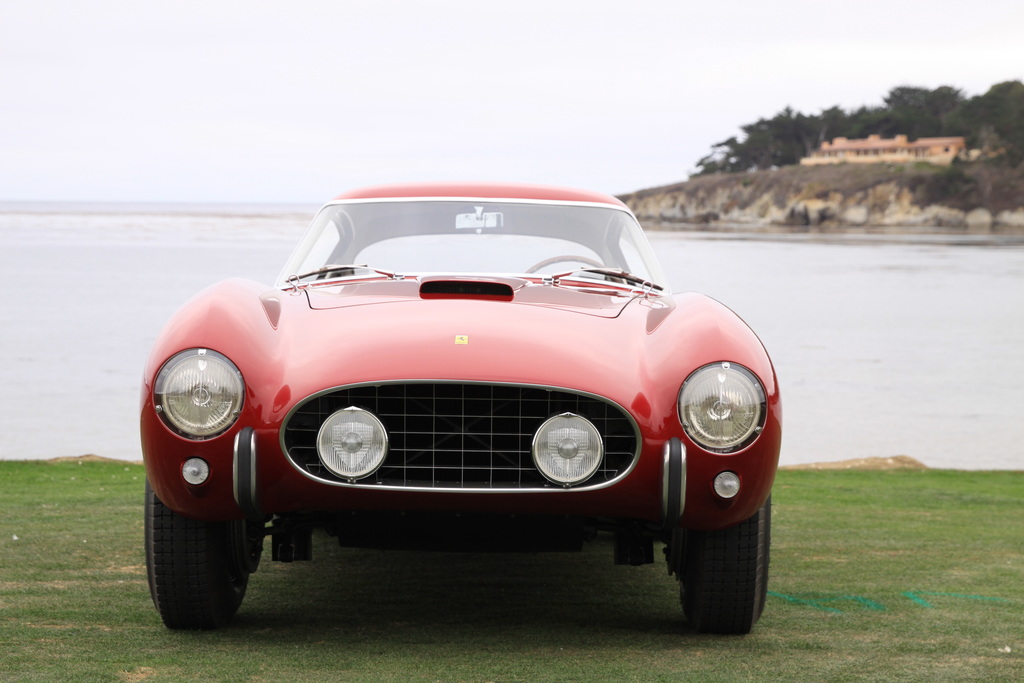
left=641, top=221, right=1024, bottom=247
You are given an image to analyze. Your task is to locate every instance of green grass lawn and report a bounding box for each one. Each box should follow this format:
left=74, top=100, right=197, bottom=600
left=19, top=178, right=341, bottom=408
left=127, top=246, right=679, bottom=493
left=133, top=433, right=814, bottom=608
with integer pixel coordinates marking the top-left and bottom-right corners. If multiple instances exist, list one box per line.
left=1, top=460, right=1021, bottom=682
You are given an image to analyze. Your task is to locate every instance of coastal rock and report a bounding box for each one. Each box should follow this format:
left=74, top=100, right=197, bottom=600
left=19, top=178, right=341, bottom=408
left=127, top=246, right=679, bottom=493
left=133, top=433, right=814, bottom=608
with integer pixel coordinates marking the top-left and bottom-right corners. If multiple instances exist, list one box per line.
left=966, top=208, right=993, bottom=232
left=841, top=205, right=869, bottom=225
left=995, top=209, right=1024, bottom=228
left=915, top=205, right=966, bottom=228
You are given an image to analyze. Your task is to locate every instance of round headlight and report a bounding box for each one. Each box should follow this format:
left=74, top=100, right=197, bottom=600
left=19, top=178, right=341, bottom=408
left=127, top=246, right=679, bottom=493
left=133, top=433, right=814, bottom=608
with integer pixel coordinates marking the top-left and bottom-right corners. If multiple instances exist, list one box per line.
left=317, top=407, right=388, bottom=481
left=678, top=362, right=766, bottom=453
left=155, top=349, right=244, bottom=439
left=532, top=413, right=603, bottom=486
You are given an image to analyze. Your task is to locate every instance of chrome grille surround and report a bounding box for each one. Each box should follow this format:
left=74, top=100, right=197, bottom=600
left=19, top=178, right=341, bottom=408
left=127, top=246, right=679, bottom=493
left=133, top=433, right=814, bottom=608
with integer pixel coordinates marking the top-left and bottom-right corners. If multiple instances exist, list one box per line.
left=281, top=381, right=640, bottom=491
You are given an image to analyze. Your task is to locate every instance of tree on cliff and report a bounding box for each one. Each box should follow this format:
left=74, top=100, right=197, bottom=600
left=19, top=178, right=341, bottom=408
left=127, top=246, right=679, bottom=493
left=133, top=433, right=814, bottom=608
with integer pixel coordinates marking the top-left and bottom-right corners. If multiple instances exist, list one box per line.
left=873, top=85, right=965, bottom=139
left=947, top=80, right=1024, bottom=166
left=693, top=82, right=1022, bottom=175
left=695, top=107, right=821, bottom=174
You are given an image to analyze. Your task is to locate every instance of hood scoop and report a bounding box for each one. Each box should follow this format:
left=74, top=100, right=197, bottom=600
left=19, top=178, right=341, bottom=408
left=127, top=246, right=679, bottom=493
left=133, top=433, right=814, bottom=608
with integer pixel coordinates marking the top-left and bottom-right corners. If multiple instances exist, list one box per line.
left=419, top=277, right=517, bottom=301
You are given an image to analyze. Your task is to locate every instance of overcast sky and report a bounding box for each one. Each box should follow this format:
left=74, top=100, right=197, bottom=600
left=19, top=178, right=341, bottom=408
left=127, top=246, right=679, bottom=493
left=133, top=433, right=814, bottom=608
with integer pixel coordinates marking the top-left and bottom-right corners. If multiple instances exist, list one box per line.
left=2, top=0, right=1022, bottom=204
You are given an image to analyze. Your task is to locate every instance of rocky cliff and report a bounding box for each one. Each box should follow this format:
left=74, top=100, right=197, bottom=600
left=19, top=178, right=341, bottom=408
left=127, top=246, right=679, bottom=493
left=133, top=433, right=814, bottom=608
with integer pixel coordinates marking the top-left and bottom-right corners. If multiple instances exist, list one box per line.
left=619, top=163, right=1024, bottom=232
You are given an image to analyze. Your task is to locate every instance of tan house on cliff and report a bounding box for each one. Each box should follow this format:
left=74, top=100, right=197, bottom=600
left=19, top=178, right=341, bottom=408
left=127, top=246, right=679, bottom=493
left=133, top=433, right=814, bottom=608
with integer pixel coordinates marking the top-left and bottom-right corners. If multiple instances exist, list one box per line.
left=801, top=134, right=966, bottom=166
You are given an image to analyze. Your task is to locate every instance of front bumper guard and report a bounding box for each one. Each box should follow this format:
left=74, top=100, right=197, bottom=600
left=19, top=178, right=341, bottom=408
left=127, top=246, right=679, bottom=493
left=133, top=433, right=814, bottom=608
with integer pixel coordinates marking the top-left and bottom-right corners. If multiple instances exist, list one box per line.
left=233, top=427, right=264, bottom=521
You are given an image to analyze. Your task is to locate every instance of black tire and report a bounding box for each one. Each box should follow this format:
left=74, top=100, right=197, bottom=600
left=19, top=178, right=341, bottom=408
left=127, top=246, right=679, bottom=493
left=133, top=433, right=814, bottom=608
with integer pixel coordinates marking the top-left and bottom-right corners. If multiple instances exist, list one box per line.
left=680, top=496, right=771, bottom=634
left=144, top=480, right=261, bottom=629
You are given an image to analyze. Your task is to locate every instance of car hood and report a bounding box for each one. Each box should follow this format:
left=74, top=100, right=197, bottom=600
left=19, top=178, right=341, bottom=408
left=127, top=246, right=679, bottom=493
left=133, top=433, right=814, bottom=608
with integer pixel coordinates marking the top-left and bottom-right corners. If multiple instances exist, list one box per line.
left=245, top=275, right=664, bottom=403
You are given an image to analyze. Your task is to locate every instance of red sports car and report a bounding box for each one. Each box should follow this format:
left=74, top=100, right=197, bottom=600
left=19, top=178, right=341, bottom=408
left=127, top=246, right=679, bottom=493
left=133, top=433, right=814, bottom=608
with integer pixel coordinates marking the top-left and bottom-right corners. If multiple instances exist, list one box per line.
left=141, top=182, right=781, bottom=633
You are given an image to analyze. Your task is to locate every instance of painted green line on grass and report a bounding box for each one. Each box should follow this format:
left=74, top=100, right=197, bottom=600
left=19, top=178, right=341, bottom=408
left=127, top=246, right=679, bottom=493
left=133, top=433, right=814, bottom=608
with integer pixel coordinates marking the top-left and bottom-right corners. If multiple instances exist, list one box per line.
left=770, top=590, right=1015, bottom=613
left=902, top=591, right=1014, bottom=608
left=768, top=592, right=885, bottom=613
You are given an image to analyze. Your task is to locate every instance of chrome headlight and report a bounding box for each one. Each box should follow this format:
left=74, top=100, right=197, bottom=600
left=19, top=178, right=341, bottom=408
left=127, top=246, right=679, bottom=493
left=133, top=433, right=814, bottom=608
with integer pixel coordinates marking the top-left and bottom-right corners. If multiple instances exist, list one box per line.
left=317, top=407, right=388, bottom=481
left=532, top=413, right=604, bottom=486
left=154, top=349, right=244, bottom=439
left=678, top=362, right=766, bottom=453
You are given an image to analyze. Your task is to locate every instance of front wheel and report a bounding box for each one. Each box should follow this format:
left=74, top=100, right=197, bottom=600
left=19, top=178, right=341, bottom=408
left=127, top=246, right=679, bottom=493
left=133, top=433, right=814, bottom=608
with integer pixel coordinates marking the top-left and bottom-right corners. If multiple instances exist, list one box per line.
left=144, top=481, right=262, bottom=629
left=679, top=496, right=771, bottom=634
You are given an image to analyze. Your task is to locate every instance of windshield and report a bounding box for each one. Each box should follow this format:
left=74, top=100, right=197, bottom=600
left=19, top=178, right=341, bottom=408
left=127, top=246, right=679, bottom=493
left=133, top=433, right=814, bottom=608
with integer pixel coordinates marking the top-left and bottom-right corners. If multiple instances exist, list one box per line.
left=276, top=199, right=668, bottom=289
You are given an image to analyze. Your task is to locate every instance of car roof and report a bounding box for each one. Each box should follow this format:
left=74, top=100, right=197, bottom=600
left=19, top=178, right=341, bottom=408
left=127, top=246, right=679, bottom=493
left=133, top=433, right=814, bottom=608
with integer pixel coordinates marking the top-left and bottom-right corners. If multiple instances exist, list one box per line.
left=332, top=182, right=628, bottom=208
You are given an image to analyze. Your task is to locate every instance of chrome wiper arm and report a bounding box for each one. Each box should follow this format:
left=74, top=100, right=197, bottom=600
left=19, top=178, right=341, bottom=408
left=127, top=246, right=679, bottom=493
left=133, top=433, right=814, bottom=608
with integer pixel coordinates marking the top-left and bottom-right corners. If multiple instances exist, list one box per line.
left=286, top=264, right=403, bottom=290
left=550, top=267, right=664, bottom=292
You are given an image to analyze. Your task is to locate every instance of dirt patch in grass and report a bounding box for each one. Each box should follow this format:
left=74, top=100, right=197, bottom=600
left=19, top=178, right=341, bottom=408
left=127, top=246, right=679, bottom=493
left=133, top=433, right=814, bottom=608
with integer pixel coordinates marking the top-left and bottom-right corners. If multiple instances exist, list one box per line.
left=45, top=454, right=144, bottom=465
left=780, top=455, right=928, bottom=471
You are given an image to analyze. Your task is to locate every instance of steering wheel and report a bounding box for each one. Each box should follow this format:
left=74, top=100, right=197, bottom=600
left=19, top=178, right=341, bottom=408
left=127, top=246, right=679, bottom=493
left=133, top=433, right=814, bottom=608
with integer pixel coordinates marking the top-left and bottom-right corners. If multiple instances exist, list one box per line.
left=525, top=255, right=604, bottom=274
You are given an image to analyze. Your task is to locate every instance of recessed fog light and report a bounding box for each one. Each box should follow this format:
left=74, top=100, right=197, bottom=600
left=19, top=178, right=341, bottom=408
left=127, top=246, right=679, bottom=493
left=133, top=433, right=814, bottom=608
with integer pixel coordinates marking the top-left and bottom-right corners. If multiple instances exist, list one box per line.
left=532, top=413, right=603, bottom=486
left=713, top=471, right=741, bottom=499
left=316, top=407, right=388, bottom=481
left=182, top=457, right=210, bottom=485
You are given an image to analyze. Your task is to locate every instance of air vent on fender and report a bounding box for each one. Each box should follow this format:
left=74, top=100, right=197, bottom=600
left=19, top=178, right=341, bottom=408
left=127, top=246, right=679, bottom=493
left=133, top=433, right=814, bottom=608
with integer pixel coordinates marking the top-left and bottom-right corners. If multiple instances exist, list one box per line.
left=419, top=280, right=515, bottom=301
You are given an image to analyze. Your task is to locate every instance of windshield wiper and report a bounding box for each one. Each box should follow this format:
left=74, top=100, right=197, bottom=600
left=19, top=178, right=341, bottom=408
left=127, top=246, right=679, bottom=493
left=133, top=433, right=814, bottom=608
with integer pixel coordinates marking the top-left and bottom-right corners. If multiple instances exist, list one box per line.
left=287, top=264, right=403, bottom=287
left=550, top=267, right=664, bottom=292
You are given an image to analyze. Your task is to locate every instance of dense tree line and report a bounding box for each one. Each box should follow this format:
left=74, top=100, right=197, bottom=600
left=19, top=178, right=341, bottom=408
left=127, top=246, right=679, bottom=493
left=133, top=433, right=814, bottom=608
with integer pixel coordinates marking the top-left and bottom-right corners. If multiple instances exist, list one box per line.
left=694, top=81, right=1024, bottom=175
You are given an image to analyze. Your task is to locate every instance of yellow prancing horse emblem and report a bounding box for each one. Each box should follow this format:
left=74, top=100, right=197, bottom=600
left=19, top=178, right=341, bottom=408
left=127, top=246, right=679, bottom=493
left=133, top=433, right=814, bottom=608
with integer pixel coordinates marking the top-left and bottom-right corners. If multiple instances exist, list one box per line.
left=454, top=335, right=469, bottom=345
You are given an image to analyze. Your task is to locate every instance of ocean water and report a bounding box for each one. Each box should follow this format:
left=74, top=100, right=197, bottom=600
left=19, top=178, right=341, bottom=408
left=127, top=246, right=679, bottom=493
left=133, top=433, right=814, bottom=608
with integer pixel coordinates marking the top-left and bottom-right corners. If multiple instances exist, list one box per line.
left=2, top=204, right=1022, bottom=470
